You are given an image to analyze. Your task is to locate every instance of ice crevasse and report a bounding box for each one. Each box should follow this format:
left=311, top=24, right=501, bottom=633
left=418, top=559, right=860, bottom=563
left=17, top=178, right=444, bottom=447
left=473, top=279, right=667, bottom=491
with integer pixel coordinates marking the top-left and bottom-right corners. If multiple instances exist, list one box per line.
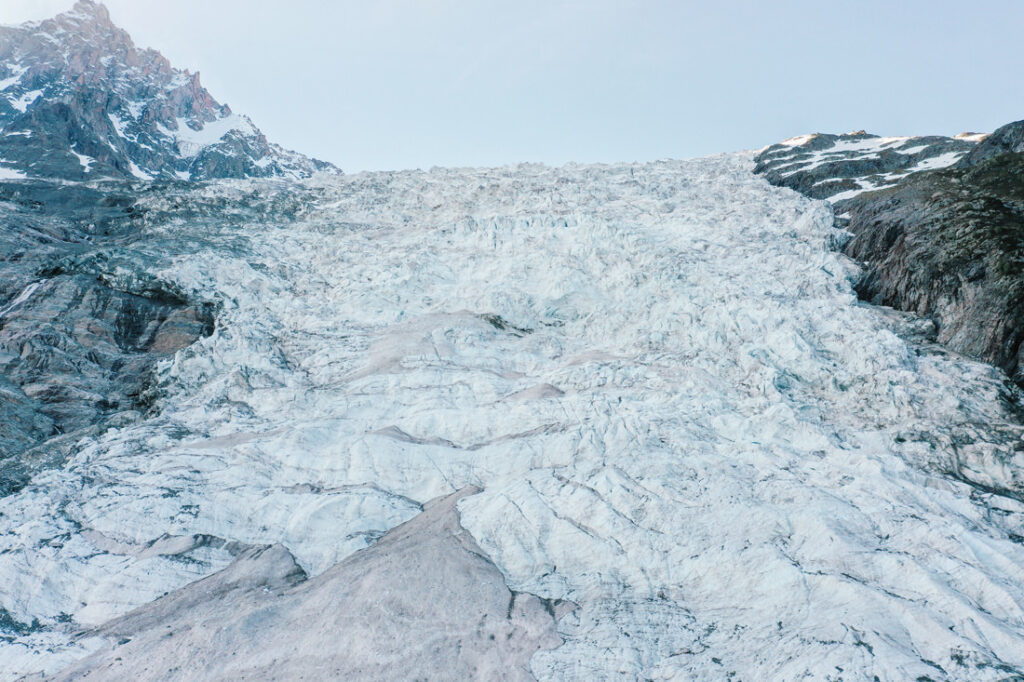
left=2, top=153, right=1024, bottom=679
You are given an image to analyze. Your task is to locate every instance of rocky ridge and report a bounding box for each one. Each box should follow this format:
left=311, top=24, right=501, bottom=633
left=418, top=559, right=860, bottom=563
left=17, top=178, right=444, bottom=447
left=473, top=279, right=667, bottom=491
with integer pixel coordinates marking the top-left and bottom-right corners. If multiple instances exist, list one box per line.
left=754, top=130, right=982, bottom=205
left=0, top=1, right=337, bottom=181
left=3, top=156, right=1024, bottom=680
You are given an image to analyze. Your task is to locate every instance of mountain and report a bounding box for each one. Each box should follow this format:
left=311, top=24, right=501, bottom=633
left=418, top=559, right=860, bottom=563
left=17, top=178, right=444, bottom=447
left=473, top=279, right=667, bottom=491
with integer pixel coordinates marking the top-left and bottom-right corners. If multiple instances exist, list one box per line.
left=0, top=0, right=336, bottom=181
left=755, top=124, right=1024, bottom=388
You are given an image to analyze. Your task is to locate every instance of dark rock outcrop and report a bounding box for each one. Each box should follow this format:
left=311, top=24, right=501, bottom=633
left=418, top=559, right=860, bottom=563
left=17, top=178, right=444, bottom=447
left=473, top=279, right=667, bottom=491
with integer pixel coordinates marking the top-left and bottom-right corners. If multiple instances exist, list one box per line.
left=755, top=124, right=1024, bottom=390
left=843, top=141, right=1024, bottom=386
left=958, top=120, right=1024, bottom=167
left=52, top=488, right=569, bottom=681
left=0, top=179, right=214, bottom=490
left=0, top=1, right=337, bottom=181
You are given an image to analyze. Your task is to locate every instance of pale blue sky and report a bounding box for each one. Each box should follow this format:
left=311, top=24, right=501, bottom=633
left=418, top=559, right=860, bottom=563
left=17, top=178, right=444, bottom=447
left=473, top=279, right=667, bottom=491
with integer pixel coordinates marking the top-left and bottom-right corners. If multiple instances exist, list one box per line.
left=3, top=1, right=1024, bottom=171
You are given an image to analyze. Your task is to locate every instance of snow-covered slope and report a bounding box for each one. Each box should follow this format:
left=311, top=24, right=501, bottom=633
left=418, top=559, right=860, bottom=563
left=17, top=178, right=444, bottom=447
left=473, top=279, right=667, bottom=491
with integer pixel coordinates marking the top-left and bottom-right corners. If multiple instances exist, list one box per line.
left=755, top=131, right=983, bottom=204
left=0, top=1, right=336, bottom=180
left=2, top=154, right=1024, bottom=679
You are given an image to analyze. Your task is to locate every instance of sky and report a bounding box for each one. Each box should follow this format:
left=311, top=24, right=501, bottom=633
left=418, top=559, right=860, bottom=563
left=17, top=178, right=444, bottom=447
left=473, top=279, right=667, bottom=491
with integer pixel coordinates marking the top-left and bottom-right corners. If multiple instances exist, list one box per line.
left=2, top=0, right=1023, bottom=172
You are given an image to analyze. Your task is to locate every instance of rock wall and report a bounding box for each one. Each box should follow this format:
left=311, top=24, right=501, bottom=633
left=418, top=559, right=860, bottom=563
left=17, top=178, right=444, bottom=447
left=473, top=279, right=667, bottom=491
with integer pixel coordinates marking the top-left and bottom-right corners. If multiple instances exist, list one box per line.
left=0, top=179, right=214, bottom=491
left=755, top=122, right=1024, bottom=390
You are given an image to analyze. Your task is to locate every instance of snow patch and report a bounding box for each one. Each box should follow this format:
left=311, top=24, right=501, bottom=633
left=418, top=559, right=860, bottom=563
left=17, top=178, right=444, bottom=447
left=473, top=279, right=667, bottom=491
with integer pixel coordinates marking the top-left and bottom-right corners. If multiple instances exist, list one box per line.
left=10, top=89, right=43, bottom=113
left=0, top=280, right=46, bottom=318
left=0, top=65, right=28, bottom=92
left=71, top=150, right=94, bottom=172
left=780, top=133, right=817, bottom=147
left=127, top=161, right=152, bottom=180
left=0, top=163, right=27, bottom=180
left=906, top=151, right=963, bottom=172
left=165, top=115, right=258, bottom=158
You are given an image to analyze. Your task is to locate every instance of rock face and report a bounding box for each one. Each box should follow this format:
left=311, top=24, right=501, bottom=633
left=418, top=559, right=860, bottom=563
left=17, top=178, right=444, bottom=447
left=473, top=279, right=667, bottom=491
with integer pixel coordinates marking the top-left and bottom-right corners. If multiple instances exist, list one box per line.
left=0, top=179, right=214, bottom=488
left=960, top=120, right=1024, bottom=166
left=755, top=125, right=1024, bottom=388
left=843, top=148, right=1024, bottom=387
left=0, top=1, right=337, bottom=181
left=53, top=488, right=566, bottom=681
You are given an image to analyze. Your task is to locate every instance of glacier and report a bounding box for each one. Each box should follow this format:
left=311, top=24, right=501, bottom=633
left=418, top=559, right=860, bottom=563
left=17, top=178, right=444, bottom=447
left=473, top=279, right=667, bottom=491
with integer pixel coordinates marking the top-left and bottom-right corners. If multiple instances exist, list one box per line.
left=2, top=153, right=1024, bottom=679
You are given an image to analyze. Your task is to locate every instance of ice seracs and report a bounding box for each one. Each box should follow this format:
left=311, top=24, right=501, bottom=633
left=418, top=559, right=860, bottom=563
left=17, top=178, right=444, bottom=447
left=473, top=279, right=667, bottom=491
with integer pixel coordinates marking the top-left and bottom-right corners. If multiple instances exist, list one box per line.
left=1, top=154, right=1023, bottom=679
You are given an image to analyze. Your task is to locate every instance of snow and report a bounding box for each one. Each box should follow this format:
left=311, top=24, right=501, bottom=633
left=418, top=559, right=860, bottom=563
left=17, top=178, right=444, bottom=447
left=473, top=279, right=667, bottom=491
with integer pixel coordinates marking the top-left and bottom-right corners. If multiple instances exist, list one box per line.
left=125, top=100, right=146, bottom=120
left=71, top=150, right=94, bottom=172
left=0, top=65, right=28, bottom=91
left=955, top=132, right=989, bottom=142
left=906, top=150, right=963, bottom=172
left=107, top=113, right=131, bottom=140
left=10, top=89, right=43, bottom=113
left=0, top=164, right=28, bottom=180
left=827, top=177, right=900, bottom=203
left=827, top=135, right=908, bottom=153
left=164, top=114, right=258, bottom=158
left=2, top=155, right=1024, bottom=680
left=127, top=160, right=151, bottom=180
left=779, top=133, right=817, bottom=147
left=895, top=144, right=929, bottom=155
left=0, top=280, right=45, bottom=318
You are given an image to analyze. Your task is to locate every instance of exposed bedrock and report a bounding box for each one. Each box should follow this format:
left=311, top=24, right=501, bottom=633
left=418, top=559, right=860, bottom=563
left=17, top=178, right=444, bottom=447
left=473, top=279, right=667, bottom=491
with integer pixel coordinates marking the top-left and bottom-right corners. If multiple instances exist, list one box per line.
left=0, top=180, right=215, bottom=490
left=843, top=139, right=1024, bottom=388
left=755, top=122, right=1024, bottom=391
left=51, top=488, right=569, bottom=681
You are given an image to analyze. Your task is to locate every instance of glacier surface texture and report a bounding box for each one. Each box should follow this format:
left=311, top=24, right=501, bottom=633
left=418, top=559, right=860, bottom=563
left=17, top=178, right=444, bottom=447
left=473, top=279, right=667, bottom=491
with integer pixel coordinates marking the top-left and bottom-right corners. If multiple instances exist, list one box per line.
left=3, top=153, right=1024, bottom=679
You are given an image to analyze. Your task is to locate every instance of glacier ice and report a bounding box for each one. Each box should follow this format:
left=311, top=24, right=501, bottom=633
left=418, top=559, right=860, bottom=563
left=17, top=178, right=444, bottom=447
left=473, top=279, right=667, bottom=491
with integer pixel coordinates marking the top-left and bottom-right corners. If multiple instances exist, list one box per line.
left=2, top=153, right=1024, bottom=679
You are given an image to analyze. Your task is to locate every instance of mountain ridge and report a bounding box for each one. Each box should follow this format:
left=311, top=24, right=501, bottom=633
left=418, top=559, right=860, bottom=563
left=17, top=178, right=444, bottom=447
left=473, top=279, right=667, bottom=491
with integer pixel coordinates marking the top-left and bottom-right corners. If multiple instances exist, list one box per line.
left=0, top=0, right=337, bottom=181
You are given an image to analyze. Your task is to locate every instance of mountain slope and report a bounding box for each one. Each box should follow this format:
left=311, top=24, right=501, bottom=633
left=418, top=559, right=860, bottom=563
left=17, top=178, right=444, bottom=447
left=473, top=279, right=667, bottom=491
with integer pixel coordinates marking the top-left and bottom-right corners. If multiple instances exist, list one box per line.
left=53, top=488, right=566, bottom=681
left=754, top=130, right=982, bottom=205
left=0, top=1, right=336, bottom=181
left=755, top=123, right=1024, bottom=388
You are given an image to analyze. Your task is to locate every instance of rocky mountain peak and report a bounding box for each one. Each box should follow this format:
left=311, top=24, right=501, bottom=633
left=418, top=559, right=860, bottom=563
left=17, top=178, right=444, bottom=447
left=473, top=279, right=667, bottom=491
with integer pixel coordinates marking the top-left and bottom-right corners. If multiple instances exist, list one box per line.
left=57, top=0, right=114, bottom=26
left=0, top=1, right=337, bottom=181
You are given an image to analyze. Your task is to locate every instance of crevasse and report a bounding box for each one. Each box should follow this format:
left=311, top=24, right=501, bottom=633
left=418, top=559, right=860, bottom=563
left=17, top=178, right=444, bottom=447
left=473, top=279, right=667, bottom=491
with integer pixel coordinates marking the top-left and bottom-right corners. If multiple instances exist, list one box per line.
left=2, top=153, right=1023, bottom=679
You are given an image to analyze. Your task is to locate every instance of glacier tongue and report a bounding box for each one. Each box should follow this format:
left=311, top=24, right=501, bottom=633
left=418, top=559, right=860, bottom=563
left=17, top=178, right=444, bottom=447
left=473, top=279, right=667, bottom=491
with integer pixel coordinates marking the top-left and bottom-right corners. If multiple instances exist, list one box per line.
left=3, top=153, right=1024, bottom=679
